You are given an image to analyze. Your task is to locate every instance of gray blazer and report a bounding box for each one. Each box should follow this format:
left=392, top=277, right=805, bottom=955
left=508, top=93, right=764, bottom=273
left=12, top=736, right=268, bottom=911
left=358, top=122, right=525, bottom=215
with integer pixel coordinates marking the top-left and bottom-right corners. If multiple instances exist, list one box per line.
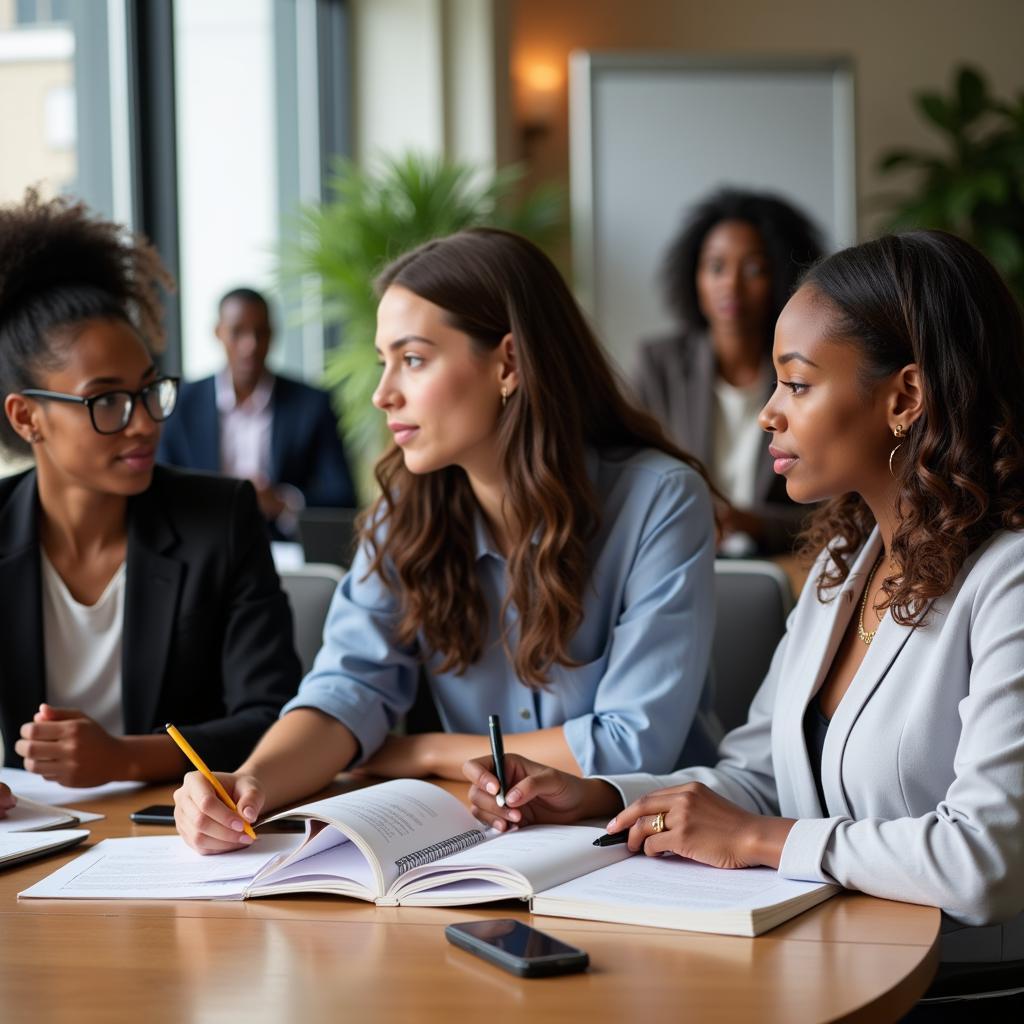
left=633, top=332, right=806, bottom=553
left=603, top=527, right=1024, bottom=962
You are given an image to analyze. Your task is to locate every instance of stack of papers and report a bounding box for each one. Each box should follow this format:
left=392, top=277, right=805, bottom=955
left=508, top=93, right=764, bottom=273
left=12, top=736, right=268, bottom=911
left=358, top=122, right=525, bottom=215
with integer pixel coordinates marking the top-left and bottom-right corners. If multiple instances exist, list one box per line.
left=0, top=831, right=89, bottom=869
left=0, top=770, right=113, bottom=870
left=0, top=798, right=79, bottom=833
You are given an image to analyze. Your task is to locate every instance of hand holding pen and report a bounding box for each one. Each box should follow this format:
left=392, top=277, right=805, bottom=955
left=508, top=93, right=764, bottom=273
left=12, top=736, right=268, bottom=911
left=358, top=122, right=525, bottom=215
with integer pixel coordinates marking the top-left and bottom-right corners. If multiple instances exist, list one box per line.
left=462, top=749, right=622, bottom=832
left=487, top=715, right=509, bottom=808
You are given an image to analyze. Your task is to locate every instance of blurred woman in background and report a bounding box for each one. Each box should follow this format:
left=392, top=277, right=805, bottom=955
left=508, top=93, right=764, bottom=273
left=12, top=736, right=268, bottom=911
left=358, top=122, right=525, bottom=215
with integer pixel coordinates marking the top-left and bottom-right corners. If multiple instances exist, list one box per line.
left=635, top=188, right=823, bottom=554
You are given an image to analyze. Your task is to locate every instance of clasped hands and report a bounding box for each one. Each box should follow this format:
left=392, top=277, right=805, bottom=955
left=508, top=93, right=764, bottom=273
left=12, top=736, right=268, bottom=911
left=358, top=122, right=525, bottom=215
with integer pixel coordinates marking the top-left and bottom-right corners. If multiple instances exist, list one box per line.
left=14, top=703, right=129, bottom=788
left=463, top=753, right=794, bottom=870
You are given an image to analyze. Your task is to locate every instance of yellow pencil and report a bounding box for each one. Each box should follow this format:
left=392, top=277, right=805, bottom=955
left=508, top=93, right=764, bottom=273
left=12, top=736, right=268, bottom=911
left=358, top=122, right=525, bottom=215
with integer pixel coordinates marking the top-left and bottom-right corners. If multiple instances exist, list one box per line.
left=165, top=723, right=257, bottom=840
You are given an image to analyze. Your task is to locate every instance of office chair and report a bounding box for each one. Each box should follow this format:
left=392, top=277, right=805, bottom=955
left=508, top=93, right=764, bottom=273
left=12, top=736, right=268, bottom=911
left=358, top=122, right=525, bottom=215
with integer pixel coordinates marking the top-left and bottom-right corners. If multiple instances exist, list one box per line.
left=297, top=507, right=359, bottom=569
left=279, top=563, right=344, bottom=674
left=712, top=560, right=794, bottom=733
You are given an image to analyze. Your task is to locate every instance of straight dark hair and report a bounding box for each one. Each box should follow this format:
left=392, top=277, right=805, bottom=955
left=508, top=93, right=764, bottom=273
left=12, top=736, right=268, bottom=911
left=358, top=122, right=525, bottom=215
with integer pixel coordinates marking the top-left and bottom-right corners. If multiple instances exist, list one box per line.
left=365, top=228, right=713, bottom=685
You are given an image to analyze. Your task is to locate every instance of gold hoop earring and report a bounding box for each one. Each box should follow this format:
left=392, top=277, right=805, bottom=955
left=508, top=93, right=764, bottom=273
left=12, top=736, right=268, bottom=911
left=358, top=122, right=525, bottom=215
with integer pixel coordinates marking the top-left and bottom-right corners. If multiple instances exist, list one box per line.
left=888, top=424, right=905, bottom=478
left=501, top=386, right=508, bottom=409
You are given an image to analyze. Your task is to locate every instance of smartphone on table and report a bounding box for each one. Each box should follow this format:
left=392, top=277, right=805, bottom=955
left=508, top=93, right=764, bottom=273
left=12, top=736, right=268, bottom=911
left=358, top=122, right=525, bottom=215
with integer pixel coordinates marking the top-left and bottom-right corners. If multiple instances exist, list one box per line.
left=129, top=804, right=306, bottom=831
left=444, top=919, right=589, bottom=977
left=129, top=804, right=176, bottom=825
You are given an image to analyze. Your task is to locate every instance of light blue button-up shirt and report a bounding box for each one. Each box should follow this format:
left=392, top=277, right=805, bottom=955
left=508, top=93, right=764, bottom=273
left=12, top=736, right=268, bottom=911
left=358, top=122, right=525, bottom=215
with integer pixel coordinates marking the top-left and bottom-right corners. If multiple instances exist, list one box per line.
left=281, top=448, right=719, bottom=775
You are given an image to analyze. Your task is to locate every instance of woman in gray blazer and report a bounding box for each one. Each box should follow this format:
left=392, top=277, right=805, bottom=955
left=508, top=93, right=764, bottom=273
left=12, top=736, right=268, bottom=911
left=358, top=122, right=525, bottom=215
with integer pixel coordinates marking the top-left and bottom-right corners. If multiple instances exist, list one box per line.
left=634, top=189, right=823, bottom=554
left=468, top=230, right=1024, bottom=1008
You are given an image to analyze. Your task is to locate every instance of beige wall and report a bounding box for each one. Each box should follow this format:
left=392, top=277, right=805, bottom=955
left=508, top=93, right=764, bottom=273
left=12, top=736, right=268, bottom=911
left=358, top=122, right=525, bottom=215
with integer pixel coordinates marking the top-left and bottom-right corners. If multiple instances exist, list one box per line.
left=509, top=0, right=1024, bottom=238
left=0, top=56, right=74, bottom=203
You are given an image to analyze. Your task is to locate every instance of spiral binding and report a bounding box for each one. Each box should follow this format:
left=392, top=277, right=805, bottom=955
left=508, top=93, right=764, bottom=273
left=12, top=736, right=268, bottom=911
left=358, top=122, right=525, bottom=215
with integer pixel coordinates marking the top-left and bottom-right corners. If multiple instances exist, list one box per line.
left=394, top=829, right=486, bottom=874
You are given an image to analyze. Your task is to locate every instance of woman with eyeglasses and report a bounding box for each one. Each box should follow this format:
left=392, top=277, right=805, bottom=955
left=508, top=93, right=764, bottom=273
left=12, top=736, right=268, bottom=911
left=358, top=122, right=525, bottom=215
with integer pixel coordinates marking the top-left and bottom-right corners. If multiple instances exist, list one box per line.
left=0, top=191, right=301, bottom=803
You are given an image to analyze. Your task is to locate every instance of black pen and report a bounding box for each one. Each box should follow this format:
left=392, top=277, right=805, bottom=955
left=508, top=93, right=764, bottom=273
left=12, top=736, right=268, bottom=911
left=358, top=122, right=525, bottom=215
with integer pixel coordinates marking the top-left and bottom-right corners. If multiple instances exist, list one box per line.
left=487, top=714, right=508, bottom=808
left=592, top=829, right=629, bottom=847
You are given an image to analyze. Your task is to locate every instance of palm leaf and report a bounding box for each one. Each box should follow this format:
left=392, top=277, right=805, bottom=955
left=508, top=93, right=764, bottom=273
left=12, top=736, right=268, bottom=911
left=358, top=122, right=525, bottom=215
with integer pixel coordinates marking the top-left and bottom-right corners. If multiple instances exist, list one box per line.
left=280, top=152, right=566, bottom=496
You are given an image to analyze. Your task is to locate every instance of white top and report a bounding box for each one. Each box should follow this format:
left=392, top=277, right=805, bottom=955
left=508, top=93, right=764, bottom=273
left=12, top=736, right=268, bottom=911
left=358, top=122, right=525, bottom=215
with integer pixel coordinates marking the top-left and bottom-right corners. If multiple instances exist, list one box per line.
left=215, top=369, right=274, bottom=482
left=711, top=374, right=767, bottom=508
left=40, top=551, right=126, bottom=735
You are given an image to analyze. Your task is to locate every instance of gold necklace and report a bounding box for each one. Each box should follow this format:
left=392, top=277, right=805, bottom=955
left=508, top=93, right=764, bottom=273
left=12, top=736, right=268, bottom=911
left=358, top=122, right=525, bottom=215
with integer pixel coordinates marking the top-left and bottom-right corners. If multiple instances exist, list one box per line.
left=857, top=555, right=886, bottom=645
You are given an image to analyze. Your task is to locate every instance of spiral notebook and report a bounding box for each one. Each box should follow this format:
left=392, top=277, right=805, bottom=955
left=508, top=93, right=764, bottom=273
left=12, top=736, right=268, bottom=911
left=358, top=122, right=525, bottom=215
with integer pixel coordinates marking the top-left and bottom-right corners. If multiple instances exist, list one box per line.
left=19, top=779, right=631, bottom=905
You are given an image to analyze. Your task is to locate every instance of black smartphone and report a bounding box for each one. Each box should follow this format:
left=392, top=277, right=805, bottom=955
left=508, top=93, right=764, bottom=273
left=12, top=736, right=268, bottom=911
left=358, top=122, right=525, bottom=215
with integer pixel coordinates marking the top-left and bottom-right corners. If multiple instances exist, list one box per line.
left=444, top=919, right=589, bottom=978
left=129, top=804, right=176, bottom=825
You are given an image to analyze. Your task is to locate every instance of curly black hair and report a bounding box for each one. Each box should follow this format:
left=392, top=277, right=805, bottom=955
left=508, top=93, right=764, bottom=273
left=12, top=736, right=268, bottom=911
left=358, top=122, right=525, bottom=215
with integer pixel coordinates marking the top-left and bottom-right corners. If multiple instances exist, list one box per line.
left=0, top=189, right=171, bottom=456
left=662, top=187, right=824, bottom=342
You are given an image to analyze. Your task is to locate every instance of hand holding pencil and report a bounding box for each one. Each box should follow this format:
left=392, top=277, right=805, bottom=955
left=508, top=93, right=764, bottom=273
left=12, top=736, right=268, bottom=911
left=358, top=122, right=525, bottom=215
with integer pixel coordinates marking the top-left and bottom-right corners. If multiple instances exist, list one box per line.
left=167, top=723, right=265, bottom=854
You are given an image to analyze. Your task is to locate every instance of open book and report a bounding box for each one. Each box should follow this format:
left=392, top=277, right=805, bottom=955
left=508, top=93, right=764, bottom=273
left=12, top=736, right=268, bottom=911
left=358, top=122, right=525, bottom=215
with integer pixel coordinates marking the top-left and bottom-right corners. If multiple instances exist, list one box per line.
left=532, top=853, right=837, bottom=937
left=20, top=779, right=631, bottom=905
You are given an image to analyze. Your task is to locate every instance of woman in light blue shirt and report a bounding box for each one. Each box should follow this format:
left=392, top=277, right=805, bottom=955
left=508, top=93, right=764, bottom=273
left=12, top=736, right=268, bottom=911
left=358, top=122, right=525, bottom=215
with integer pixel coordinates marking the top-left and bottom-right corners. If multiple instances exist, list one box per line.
left=174, top=228, right=717, bottom=854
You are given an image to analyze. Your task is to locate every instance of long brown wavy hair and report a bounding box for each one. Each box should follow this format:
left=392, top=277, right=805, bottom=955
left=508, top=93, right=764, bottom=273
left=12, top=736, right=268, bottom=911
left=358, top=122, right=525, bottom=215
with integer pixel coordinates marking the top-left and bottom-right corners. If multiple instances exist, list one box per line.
left=797, top=230, right=1024, bottom=623
left=363, top=228, right=712, bottom=685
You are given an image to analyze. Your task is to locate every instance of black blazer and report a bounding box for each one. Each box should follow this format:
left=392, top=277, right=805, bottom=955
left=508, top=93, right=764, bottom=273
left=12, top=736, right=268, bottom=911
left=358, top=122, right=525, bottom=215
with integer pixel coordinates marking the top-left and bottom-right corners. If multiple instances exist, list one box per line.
left=157, top=374, right=357, bottom=509
left=0, top=466, right=302, bottom=772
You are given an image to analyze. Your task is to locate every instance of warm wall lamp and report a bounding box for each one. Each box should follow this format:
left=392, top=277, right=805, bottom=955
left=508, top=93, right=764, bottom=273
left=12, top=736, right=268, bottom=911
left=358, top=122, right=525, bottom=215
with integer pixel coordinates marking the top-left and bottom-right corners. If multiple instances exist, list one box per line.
left=517, top=59, right=563, bottom=144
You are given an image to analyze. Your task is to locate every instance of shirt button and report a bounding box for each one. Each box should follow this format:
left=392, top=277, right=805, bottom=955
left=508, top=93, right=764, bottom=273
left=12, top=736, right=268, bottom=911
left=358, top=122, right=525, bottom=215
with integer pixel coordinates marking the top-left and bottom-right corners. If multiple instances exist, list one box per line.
left=519, top=708, right=531, bottom=720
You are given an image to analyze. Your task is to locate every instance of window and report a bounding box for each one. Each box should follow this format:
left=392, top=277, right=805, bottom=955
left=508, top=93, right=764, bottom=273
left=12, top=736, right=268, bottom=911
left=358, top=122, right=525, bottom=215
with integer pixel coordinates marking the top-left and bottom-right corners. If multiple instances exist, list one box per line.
left=0, top=0, right=124, bottom=220
left=0, top=0, right=349, bottom=380
left=173, top=0, right=345, bottom=381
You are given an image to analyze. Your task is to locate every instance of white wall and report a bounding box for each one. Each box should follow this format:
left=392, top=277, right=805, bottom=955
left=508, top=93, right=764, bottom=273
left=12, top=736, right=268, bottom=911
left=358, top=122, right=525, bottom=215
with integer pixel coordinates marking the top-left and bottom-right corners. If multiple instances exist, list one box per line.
left=174, top=0, right=277, bottom=380
left=351, top=0, right=511, bottom=167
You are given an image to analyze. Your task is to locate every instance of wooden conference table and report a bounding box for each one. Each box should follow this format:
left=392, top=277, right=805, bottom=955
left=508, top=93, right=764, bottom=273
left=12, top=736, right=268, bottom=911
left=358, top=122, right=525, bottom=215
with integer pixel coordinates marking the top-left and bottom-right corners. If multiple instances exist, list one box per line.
left=0, top=779, right=939, bottom=1024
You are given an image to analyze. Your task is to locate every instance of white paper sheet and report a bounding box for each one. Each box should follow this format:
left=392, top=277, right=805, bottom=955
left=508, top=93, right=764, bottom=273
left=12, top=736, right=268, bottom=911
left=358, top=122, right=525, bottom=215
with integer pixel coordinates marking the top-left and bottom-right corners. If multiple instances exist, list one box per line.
left=19, top=834, right=302, bottom=900
left=1, top=767, right=143, bottom=805
left=535, top=854, right=828, bottom=911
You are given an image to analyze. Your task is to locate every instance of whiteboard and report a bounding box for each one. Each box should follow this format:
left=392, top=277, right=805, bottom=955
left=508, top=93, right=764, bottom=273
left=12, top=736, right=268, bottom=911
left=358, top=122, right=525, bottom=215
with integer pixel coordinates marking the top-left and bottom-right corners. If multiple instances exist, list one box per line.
left=569, top=54, right=856, bottom=368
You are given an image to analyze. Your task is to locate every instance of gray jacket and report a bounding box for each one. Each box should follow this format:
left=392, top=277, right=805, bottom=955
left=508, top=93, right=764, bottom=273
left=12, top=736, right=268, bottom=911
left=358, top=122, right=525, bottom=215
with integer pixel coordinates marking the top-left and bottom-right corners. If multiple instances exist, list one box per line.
left=603, top=527, right=1024, bottom=963
left=632, top=331, right=806, bottom=553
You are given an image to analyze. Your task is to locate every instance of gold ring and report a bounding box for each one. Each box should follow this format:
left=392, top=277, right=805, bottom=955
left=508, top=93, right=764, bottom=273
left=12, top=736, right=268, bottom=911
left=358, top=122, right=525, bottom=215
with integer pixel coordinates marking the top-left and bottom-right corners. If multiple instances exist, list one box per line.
left=651, top=812, right=665, bottom=833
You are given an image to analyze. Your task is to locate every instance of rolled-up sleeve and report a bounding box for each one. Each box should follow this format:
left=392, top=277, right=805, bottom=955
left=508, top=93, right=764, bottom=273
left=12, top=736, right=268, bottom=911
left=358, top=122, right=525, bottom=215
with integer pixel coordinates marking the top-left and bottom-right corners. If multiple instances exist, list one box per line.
left=561, top=467, right=716, bottom=775
left=279, top=543, right=420, bottom=764
left=596, top=614, right=794, bottom=809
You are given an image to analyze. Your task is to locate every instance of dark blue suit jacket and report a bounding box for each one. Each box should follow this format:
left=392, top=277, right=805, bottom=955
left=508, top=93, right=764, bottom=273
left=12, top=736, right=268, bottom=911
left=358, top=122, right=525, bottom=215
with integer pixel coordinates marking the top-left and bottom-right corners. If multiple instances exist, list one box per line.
left=157, top=374, right=356, bottom=510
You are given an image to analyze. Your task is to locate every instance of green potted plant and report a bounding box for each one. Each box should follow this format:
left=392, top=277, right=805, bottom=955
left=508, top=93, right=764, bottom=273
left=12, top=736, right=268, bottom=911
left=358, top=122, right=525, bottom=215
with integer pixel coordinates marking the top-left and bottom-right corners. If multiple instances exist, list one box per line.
left=284, top=152, right=565, bottom=497
left=876, top=65, right=1024, bottom=304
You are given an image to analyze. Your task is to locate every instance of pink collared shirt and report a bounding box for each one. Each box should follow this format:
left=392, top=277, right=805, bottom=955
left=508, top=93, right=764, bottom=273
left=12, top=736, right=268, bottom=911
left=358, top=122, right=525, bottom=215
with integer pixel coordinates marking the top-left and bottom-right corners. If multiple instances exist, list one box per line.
left=214, top=369, right=274, bottom=482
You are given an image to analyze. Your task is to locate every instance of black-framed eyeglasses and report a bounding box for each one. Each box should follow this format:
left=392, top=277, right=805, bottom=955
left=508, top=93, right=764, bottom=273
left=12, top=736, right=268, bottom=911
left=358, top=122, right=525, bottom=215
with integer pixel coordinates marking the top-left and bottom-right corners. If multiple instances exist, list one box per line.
left=21, top=377, right=179, bottom=435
